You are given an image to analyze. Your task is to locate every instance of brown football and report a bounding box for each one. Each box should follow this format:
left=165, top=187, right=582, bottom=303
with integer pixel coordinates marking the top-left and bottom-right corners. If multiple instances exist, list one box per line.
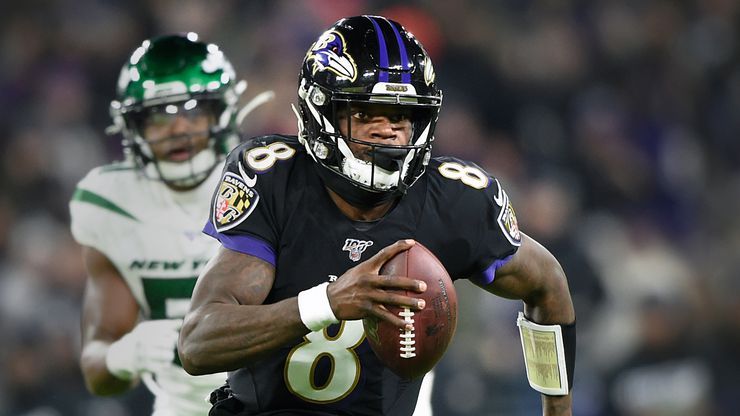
left=363, top=242, right=458, bottom=380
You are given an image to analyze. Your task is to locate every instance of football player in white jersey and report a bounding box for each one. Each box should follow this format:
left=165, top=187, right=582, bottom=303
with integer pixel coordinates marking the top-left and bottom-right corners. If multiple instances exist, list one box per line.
left=70, top=33, right=272, bottom=415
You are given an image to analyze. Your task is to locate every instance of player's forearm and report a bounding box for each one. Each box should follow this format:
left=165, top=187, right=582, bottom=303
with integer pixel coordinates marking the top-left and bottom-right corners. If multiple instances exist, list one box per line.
left=522, top=261, right=575, bottom=325
left=542, top=394, right=572, bottom=416
left=80, top=340, right=136, bottom=395
left=179, top=298, right=310, bottom=375
left=524, top=261, right=575, bottom=414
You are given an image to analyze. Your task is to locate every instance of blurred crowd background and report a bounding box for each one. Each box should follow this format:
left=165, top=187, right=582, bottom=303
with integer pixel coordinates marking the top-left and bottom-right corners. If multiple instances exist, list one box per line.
left=1, top=0, right=738, bottom=415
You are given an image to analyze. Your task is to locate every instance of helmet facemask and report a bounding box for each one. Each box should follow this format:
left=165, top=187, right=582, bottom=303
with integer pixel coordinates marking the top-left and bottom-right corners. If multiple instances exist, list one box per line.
left=298, top=81, right=440, bottom=204
left=121, top=98, right=228, bottom=189
left=113, top=94, right=236, bottom=190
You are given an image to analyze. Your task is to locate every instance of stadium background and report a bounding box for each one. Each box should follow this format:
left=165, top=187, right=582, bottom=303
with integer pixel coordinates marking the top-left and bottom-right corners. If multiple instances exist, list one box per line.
left=1, top=1, right=738, bottom=415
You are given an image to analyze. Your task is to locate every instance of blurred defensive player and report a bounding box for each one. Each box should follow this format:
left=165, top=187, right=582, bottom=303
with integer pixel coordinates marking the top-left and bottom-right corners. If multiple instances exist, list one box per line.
left=70, top=33, right=272, bottom=415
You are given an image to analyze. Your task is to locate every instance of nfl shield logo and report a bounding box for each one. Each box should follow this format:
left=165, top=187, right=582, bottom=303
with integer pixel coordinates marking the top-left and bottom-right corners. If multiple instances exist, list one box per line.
left=342, top=239, right=374, bottom=262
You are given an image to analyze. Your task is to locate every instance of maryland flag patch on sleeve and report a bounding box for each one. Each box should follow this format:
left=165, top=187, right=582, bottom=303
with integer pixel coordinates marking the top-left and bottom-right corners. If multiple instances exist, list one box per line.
left=212, top=172, right=260, bottom=232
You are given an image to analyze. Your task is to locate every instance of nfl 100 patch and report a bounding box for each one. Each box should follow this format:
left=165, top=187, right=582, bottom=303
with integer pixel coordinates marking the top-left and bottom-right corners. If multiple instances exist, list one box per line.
left=213, top=172, right=260, bottom=232
left=342, top=238, right=374, bottom=262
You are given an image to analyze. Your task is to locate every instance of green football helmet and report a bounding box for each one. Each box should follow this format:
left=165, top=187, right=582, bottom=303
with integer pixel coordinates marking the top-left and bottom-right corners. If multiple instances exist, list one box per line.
left=109, top=33, right=244, bottom=189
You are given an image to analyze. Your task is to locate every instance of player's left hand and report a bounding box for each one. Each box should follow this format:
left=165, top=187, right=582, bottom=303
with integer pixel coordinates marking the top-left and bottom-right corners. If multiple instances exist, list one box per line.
left=105, top=319, right=182, bottom=380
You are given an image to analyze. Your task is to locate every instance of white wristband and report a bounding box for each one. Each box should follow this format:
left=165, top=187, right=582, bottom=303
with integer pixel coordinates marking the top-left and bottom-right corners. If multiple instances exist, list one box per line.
left=298, top=282, right=339, bottom=331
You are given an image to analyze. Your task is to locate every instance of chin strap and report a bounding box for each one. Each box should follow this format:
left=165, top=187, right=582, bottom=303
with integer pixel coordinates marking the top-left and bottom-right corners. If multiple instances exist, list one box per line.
left=340, top=157, right=401, bottom=191
left=314, top=163, right=401, bottom=208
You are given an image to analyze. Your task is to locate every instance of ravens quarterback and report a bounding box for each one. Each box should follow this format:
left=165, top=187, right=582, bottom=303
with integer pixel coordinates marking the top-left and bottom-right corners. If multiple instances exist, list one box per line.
left=179, top=16, right=576, bottom=416
left=70, top=33, right=271, bottom=415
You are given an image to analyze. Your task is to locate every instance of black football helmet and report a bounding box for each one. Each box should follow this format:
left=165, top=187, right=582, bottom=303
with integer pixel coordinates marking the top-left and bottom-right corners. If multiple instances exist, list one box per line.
left=295, top=15, right=442, bottom=207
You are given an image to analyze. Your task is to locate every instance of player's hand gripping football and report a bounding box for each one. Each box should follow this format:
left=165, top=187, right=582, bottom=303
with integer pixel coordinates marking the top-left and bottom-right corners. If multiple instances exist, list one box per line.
left=327, top=239, right=426, bottom=330
left=105, top=319, right=182, bottom=380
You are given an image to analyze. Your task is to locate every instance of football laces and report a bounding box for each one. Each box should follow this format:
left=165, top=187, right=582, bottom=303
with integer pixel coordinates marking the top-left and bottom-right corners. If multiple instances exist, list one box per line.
left=399, top=307, right=416, bottom=358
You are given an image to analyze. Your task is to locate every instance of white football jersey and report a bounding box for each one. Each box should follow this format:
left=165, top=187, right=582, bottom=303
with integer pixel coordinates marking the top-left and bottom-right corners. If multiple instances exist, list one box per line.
left=70, top=161, right=226, bottom=416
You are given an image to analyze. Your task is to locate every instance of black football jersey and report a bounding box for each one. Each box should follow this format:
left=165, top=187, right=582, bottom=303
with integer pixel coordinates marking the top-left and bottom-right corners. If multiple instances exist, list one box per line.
left=203, top=135, right=522, bottom=415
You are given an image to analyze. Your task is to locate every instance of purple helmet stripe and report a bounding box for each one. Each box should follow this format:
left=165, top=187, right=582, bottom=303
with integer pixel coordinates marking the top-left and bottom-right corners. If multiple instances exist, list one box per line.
left=368, top=17, right=390, bottom=82
left=386, top=18, right=412, bottom=83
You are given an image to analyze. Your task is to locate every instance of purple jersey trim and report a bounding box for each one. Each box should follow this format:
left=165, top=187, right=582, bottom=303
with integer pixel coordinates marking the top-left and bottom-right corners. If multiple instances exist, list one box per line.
left=473, top=254, right=514, bottom=286
left=203, top=221, right=276, bottom=266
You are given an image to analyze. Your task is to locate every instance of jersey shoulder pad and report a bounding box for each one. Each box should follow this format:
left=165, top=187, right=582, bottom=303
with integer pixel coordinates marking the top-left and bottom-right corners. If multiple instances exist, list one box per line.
left=223, top=134, right=301, bottom=186
left=74, top=162, right=137, bottom=191
left=231, top=134, right=302, bottom=158
left=427, top=156, right=522, bottom=247
left=71, top=162, right=141, bottom=220
left=211, top=135, right=299, bottom=233
left=69, top=163, right=142, bottom=246
left=427, top=156, right=494, bottom=194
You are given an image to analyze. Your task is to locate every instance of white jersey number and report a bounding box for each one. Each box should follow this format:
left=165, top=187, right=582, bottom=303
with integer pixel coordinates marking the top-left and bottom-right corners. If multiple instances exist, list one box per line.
left=284, top=320, right=365, bottom=403
left=245, top=142, right=296, bottom=172
left=438, top=161, right=489, bottom=189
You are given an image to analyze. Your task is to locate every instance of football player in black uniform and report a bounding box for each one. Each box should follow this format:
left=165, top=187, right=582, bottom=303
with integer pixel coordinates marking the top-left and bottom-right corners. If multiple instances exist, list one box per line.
left=179, top=15, right=576, bottom=416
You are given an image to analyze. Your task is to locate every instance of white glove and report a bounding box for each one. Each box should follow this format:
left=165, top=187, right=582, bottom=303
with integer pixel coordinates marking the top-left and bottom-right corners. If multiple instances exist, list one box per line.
left=105, top=319, right=182, bottom=380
